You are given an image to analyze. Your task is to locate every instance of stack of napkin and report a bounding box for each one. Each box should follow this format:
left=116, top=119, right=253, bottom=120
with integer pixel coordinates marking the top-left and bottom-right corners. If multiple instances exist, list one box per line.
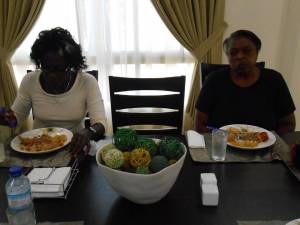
left=186, top=130, right=206, bottom=149
left=27, top=167, right=71, bottom=198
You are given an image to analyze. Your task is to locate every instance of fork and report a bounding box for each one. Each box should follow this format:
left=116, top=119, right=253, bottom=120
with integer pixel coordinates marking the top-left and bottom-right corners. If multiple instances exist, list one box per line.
left=31, top=167, right=56, bottom=184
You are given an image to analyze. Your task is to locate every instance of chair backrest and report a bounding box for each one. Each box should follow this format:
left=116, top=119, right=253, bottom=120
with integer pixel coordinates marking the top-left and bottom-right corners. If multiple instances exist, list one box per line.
left=85, top=70, right=98, bottom=80
left=109, top=76, right=186, bottom=135
left=200, top=61, right=265, bottom=84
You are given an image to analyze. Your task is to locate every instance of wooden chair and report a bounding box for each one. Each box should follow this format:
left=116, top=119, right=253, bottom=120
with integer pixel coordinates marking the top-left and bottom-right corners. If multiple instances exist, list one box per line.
left=109, top=76, right=186, bottom=135
left=200, top=62, right=265, bottom=84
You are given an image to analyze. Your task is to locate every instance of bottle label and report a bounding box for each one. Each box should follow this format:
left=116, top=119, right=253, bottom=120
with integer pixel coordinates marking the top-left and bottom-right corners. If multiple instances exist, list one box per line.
left=7, top=189, right=32, bottom=210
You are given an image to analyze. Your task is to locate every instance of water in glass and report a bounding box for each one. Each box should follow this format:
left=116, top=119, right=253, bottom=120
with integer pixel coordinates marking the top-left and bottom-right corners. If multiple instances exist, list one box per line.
left=212, top=129, right=228, bottom=161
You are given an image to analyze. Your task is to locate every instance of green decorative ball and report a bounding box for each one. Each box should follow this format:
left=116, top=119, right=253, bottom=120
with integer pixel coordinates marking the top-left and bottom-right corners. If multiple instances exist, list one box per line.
left=135, top=138, right=157, bottom=156
left=135, top=166, right=150, bottom=174
left=149, top=155, right=169, bottom=173
left=103, top=149, right=124, bottom=169
left=159, top=136, right=184, bottom=160
left=113, top=128, right=138, bottom=151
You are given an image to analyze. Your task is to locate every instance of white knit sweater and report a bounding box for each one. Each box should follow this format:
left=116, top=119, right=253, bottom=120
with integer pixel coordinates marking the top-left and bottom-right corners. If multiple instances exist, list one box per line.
left=11, top=70, right=106, bottom=132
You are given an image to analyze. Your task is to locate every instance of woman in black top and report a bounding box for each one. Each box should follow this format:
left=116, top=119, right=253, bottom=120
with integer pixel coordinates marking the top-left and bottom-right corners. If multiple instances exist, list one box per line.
left=195, top=30, right=296, bottom=135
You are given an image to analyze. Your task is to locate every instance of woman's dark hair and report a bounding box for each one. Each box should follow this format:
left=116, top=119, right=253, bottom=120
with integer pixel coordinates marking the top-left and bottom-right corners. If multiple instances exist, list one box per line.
left=30, top=27, right=87, bottom=71
left=223, top=30, right=262, bottom=53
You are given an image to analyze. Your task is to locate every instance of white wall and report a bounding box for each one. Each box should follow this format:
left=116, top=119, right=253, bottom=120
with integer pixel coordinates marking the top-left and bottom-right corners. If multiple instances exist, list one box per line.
left=224, top=0, right=300, bottom=130
left=276, top=0, right=300, bottom=131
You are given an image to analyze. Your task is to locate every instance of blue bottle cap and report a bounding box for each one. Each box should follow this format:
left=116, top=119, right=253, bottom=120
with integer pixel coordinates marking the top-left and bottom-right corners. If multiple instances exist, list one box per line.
left=9, top=166, right=23, bottom=177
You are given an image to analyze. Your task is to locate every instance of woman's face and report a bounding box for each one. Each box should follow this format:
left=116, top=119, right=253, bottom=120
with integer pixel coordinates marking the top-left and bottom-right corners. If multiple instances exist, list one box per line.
left=226, top=37, right=258, bottom=75
left=40, top=51, right=68, bottom=81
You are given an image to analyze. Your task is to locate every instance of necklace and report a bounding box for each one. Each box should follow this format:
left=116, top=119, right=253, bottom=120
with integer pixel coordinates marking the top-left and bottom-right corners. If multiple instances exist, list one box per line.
left=61, top=72, right=73, bottom=92
left=41, top=71, right=74, bottom=94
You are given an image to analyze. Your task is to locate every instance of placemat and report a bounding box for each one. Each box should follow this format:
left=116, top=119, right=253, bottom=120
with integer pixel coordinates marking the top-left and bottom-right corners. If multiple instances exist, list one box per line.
left=188, top=132, right=289, bottom=163
left=0, top=140, right=72, bottom=168
left=237, top=220, right=288, bottom=225
left=0, top=221, right=84, bottom=225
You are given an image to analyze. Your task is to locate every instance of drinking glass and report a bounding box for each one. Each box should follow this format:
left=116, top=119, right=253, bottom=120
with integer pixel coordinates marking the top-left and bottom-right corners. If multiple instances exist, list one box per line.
left=212, top=129, right=228, bottom=161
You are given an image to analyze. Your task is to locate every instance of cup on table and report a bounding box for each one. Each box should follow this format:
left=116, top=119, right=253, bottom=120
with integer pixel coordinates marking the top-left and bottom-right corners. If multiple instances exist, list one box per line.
left=211, top=129, right=228, bottom=161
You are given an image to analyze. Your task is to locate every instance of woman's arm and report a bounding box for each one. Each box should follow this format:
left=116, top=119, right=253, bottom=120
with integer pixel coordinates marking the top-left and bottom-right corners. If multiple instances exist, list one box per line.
left=69, top=122, right=105, bottom=157
left=69, top=73, right=107, bottom=157
left=195, top=110, right=210, bottom=133
left=276, top=113, right=296, bottom=135
left=11, top=74, right=33, bottom=125
left=87, top=122, right=105, bottom=140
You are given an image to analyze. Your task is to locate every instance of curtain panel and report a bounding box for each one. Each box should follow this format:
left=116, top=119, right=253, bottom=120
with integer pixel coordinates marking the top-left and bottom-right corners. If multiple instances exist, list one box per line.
left=151, top=0, right=227, bottom=131
left=0, top=0, right=45, bottom=141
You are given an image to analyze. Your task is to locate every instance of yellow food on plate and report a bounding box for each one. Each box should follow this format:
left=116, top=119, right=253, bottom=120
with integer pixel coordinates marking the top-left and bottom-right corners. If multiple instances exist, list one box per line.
left=226, top=127, right=269, bottom=148
left=19, top=134, right=67, bottom=152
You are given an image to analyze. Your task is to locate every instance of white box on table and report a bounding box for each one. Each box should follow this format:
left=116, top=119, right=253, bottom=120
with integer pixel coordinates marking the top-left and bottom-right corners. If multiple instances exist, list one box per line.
left=200, top=173, right=217, bottom=186
left=201, top=184, right=219, bottom=206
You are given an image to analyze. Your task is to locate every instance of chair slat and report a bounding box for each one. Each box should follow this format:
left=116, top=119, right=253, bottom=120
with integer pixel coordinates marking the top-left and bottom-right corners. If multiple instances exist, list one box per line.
left=130, top=129, right=179, bottom=136
left=109, top=76, right=185, bottom=92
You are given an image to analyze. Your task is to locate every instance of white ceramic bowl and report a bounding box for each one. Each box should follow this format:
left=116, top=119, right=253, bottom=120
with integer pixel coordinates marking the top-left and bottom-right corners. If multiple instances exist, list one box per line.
left=96, top=141, right=186, bottom=204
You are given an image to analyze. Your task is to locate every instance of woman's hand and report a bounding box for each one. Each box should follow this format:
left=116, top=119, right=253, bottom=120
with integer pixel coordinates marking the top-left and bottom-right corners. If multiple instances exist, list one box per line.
left=69, top=128, right=91, bottom=157
left=0, top=107, right=17, bottom=128
left=69, top=123, right=105, bottom=158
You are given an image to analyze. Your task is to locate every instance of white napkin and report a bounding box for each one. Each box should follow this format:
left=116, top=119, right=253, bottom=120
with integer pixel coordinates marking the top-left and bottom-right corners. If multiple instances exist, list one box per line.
left=27, top=167, right=71, bottom=193
left=88, top=140, right=99, bottom=156
left=187, top=130, right=206, bottom=148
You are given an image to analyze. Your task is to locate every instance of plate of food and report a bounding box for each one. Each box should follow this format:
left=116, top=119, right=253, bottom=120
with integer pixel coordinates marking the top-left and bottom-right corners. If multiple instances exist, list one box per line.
left=286, top=218, right=300, bottom=225
left=10, top=127, right=73, bottom=154
left=219, top=124, right=276, bottom=150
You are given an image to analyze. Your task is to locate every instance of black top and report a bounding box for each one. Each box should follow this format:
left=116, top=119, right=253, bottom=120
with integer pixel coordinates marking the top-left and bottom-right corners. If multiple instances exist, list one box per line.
left=196, top=68, right=296, bottom=130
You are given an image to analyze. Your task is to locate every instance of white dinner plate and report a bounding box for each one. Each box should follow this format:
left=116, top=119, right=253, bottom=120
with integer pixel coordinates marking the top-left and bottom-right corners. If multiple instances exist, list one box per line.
left=286, top=218, right=300, bottom=225
left=11, top=127, right=73, bottom=154
left=219, top=124, right=276, bottom=150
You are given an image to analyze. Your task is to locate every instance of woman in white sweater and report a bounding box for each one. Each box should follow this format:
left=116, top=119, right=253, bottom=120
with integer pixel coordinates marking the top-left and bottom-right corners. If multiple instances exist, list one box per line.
left=0, top=27, right=106, bottom=156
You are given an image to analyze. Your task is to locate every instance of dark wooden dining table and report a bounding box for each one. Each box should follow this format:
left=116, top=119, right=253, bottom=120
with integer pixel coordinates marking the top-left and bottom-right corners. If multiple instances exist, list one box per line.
left=1, top=135, right=300, bottom=225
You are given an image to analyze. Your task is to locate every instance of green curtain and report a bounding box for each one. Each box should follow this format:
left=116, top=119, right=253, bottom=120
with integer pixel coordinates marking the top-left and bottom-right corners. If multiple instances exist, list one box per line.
left=151, top=0, right=227, bottom=131
left=0, top=0, right=45, bottom=141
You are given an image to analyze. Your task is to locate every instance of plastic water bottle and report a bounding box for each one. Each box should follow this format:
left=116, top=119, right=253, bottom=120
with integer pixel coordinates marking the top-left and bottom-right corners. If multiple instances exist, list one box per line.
left=5, top=166, right=36, bottom=225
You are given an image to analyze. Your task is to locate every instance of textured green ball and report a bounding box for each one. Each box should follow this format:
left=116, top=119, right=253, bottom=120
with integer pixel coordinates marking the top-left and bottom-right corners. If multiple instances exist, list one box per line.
left=149, top=155, right=169, bottom=173
left=159, top=136, right=184, bottom=160
left=103, top=149, right=124, bottom=169
left=135, top=166, right=150, bottom=174
left=135, top=138, right=157, bottom=156
left=113, top=128, right=138, bottom=151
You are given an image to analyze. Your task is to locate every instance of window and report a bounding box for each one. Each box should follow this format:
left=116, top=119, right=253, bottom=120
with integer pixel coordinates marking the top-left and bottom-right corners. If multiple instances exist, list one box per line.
left=12, top=0, right=194, bottom=107
left=12, top=0, right=78, bottom=85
